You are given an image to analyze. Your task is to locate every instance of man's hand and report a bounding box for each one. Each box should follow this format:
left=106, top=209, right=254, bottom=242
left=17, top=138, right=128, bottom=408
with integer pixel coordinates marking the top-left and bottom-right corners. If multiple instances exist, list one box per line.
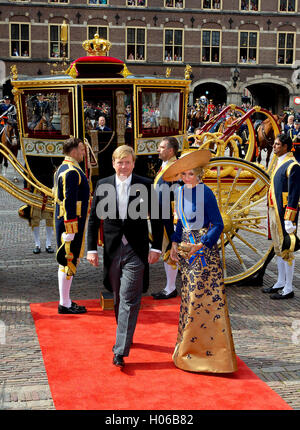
left=284, top=220, right=296, bottom=234
left=62, top=232, right=75, bottom=242
left=87, top=252, right=99, bottom=267
left=170, top=242, right=179, bottom=262
left=148, top=250, right=160, bottom=264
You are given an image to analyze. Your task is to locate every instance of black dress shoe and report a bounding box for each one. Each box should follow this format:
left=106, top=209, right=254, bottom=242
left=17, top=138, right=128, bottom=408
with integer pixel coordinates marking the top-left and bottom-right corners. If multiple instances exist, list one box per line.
left=152, top=289, right=178, bottom=300
left=33, top=246, right=41, bottom=254
left=113, top=354, right=125, bottom=367
left=45, top=246, right=54, bottom=253
left=262, top=286, right=284, bottom=293
left=270, top=291, right=294, bottom=300
left=58, top=302, right=87, bottom=314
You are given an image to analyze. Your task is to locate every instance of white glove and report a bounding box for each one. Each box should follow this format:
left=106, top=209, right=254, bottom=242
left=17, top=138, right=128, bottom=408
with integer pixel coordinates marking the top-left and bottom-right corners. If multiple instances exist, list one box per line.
left=62, top=232, right=75, bottom=242
left=284, top=220, right=296, bottom=234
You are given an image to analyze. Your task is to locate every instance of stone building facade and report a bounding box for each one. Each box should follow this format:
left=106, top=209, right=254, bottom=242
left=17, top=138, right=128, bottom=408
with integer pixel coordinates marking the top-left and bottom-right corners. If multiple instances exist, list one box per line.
left=0, top=0, right=300, bottom=112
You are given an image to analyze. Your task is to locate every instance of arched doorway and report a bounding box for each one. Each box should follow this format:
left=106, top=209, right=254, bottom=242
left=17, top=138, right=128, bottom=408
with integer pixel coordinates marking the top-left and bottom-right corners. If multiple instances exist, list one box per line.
left=245, top=82, right=289, bottom=114
left=193, top=82, right=227, bottom=107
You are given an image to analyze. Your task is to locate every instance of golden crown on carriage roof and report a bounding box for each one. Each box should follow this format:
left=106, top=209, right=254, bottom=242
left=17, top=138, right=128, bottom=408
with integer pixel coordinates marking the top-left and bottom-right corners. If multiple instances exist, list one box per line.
left=82, top=34, right=112, bottom=56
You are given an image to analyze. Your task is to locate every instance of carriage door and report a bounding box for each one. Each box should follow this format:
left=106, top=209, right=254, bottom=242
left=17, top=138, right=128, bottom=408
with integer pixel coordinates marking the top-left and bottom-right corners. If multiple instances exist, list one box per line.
left=82, top=86, right=133, bottom=182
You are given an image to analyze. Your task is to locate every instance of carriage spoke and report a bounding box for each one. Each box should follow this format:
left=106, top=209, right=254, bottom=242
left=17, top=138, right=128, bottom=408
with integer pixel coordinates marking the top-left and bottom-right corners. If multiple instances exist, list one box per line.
left=231, top=195, right=267, bottom=217
left=225, top=232, right=247, bottom=271
left=236, top=225, right=268, bottom=237
left=224, top=168, right=242, bottom=210
left=234, top=231, right=263, bottom=256
left=233, top=215, right=267, bottom=223
left=227, top=177, right=261, bottom=215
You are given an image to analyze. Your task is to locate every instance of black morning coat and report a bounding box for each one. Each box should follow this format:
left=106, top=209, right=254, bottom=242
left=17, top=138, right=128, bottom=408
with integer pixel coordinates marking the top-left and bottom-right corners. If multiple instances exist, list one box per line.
left=87, top=173, right=164, bottom=292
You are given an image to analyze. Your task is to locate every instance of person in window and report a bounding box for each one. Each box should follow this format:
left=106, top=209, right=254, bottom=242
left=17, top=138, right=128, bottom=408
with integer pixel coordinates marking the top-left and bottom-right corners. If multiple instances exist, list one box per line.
left=96, top=115, right=111, bottom=131
left=12, top=48, right=19, bottom=56
left=128, top=52, right=134, bottom=60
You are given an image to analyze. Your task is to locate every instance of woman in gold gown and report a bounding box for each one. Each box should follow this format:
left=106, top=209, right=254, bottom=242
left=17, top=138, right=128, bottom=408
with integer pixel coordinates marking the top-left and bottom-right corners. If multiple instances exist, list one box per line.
left=164, top=150, right=238, bottom=373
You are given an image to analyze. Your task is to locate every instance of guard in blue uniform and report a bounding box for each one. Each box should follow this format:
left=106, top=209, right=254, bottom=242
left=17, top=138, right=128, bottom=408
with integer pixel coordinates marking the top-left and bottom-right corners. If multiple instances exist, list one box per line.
left=53, top=137, right=90, bottom=314
left=262, top=134, right=300, bottom=299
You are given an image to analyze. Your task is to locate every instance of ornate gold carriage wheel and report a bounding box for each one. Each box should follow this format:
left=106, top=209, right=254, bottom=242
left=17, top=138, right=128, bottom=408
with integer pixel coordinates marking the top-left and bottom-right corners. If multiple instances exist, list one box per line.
left=204, top=157, right=272, bottom=285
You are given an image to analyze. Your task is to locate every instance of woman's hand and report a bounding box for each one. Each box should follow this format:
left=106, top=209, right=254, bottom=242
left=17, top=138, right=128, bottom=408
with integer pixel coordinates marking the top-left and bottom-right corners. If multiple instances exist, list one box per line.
left=170, top=242, right=179, bottom=262
left=187, top=243, right=203, bottom=259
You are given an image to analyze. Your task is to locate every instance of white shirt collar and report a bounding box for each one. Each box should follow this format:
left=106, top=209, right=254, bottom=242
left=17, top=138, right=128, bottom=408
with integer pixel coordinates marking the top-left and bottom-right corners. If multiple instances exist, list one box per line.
left=277, top=153, right=288, bottom=164
left=115, top=174, right=132, bottom=188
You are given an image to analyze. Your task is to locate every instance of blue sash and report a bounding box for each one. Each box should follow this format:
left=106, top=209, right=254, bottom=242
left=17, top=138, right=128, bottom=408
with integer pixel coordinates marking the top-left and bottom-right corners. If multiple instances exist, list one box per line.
left=177, top=185, right=207, bottom=267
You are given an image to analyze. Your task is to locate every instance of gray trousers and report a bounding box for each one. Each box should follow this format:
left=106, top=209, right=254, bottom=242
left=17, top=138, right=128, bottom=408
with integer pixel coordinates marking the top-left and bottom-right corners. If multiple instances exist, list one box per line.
left=108, top=241, right=145, bottom=357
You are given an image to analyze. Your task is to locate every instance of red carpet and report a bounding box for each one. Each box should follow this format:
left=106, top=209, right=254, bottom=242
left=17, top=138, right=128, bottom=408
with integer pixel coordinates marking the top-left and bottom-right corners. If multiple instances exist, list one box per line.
left=30, top=297, right=292, bottom=410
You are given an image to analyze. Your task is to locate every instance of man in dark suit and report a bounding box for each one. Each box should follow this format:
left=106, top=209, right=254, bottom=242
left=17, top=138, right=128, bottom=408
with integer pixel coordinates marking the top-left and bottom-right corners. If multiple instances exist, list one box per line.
left=95, top=115, right=111, bottom=131
left=87, top=145, right=163, bottom=367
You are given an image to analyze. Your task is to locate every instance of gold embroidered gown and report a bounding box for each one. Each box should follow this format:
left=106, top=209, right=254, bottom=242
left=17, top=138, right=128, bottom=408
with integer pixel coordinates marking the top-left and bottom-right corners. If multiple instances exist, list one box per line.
left=172, top=184, right=238, bottom=373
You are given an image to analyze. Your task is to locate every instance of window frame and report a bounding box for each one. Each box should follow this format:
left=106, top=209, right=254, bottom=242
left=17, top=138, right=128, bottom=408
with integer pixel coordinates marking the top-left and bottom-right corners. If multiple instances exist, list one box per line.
left=9, top=22, right=31, bottom=58
left=87, top=25, right=109, bottom=42
left=48, top=0, right=69, bottom=4
left=201, top=0, right=222, bottom=10
left=164, top=0, right=185, bottom=8
left=278, top=0, right=298, bottom=12
left=48, top=23, right=70, bottom=60
left=239, top=0, right=260, bottom=11
left=163, top=28, right=184, bottom=63
left=276, top=31, right=296, bottom=65
left=87, top=0, right=109, bottom=5
left=126, top=0, right=147, bottom=7
left=201, top=29, right=222, bottom=64
left=238, top=30, right=259, bottom=65
left=126, top=26, right=147, bottom=62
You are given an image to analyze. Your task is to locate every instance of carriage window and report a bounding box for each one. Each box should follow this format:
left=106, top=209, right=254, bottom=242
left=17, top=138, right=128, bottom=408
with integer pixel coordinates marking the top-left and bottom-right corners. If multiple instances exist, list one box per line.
left=22, top=90, right=73, bottom=138
left=139, top=90, right=182, bottom=137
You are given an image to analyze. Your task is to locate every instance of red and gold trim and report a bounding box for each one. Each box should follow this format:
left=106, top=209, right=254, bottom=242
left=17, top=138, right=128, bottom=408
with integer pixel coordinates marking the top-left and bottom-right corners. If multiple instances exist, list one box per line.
left=64, top=219, right=78, bottom=234
left=284, top=207, right=298, bottom=222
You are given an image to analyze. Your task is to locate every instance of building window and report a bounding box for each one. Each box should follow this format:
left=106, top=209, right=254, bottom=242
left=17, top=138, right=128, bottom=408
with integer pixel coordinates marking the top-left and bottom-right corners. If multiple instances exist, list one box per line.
left=88, top=26, right=108, bottom=41
left=87, top=0, right=108, bottom=4
left=240, top=0, right=259, bottom=10
left=49, top=24, right=69, bottom=59
left=10, top=23, right=30, bottom=57
left=126, top=0, right=146, bottom=6
left=277, top=32, right=295, bottom=64
left=278, top=0, right=297, bottom=11
left=202, top=0, right=222, bottom=9
left=165, top=0, right=184, bottom=7
left=126, top=28, right=146, bottom=61
left=201, top=30, right=221, bottom=63
left=164, top=29, right=183, bottom=62
left=49, top=0, right=69, bottom=3
left=239, top=31, right=258, bottom=64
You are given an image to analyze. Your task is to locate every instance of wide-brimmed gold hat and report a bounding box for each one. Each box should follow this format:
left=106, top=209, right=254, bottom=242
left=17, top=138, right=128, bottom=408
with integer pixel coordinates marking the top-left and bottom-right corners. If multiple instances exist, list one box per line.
left=162, top=149, right=211, bottom=181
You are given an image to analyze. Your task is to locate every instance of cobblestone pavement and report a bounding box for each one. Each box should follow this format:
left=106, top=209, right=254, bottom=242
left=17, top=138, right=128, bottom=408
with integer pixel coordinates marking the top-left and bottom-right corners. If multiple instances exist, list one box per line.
left=0, top=160, right=299, bottom=411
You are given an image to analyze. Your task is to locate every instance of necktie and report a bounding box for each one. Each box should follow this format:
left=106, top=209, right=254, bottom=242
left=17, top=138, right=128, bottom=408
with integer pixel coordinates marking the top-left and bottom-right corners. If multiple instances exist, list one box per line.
left=119, top=181, right=128, bottom=220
